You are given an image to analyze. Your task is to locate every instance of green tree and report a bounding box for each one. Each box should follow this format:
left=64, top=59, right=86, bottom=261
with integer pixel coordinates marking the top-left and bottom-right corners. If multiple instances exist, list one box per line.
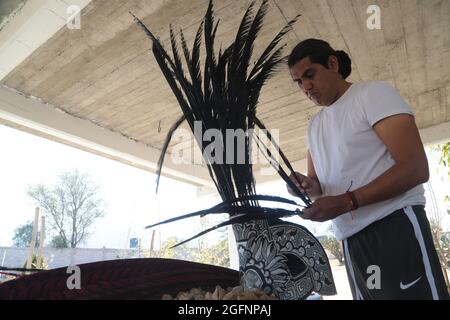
left=192, top=217, right=230, bottom=267
left=429, top=221, right=450, bottom=290
left=441, top=232, right=450, bottom=267
left=27, top=169, right=104, bottom=248
left=320, top=236, right=344, bottom=265
left=12, top=221, right=39, bottom=247
left=159, top=236, right=178, bottom=259
left=157, top=236, right=191, bottom=260
left=435, top=142, right=450, bottom=169
left=434, top=142, right=450, bottom=208
left=50, top=235, right=68, bottom=248
left=196, top=239, right=230, bottom=268
left=22, top=254, right=48, bottom=270
left=152, top=235, right=230, bottom=268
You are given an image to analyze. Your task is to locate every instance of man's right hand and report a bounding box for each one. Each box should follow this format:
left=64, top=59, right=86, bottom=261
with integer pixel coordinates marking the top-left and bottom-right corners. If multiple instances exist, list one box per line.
left=287, top=171, right=322, bottom=199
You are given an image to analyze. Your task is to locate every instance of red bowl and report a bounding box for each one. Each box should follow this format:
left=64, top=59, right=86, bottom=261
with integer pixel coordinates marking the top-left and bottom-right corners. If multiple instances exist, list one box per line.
left=0, top=258, right=239, bottom=300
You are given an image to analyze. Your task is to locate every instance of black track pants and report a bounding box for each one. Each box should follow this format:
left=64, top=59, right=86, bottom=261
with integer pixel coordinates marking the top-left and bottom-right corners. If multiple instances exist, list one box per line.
left=342, top=205, right=449, bottom=300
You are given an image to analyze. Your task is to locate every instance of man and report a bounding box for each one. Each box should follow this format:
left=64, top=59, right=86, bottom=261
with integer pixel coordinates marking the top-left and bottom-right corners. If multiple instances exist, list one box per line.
left=286, top=38, right=449, bottom=300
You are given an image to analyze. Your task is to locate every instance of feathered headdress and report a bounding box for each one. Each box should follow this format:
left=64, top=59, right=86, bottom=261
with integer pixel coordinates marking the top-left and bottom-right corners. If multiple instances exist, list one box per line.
left=132, top=0, right=310, bottom=246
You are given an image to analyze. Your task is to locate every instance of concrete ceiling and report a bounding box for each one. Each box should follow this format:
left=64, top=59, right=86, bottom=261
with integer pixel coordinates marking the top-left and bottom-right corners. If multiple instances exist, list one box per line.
left=0, top=0, right=450, bottom=185
left=0, top=0, right=28, bottom=31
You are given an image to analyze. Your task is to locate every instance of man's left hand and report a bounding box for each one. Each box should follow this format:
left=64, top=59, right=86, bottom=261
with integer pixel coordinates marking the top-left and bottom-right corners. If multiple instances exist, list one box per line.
left=301, top=195, right=350, bottom=222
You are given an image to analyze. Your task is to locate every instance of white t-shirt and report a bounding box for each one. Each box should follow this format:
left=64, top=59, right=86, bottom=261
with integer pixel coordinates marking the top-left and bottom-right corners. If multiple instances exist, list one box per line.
left=307, top=81, right=425, bottom=240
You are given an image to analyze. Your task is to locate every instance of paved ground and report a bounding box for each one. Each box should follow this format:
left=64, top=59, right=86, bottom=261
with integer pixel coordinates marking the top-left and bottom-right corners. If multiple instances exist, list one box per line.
left=323, top=260, right=353, bottom=300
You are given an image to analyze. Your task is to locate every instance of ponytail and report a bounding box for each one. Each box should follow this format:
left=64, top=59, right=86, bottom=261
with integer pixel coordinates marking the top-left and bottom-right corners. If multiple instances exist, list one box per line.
left=288, top=39, right=352, bottom=79
left=335, top=50, right=351, bottom=79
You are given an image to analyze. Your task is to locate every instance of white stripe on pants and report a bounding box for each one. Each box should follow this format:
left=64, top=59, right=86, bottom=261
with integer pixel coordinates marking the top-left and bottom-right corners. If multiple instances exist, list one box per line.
left=343, top=239, right=364, bottom=300
left=403, top=206, right=439, bottom=300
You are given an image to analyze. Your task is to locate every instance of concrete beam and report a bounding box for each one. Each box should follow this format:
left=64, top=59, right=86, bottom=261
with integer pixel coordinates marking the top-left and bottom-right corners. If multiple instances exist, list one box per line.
left=2, top=83, right=448, bottom=189
left=0, top=85, right=214, bottom=187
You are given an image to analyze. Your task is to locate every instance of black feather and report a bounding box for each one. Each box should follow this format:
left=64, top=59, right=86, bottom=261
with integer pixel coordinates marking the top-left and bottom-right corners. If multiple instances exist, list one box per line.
left=155, top=114, right=186, bottom=193
left=133, top=0, right=306, bottom=247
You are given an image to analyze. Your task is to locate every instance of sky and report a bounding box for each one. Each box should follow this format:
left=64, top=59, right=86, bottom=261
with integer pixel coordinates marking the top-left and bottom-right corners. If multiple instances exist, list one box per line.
left=0, top=124, right=449, bottom=250
left=0, top=124, right=224, bottom=249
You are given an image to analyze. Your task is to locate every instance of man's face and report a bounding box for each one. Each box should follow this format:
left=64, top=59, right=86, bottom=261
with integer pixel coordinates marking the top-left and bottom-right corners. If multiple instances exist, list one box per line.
left=289, top=56, right=339, bottom=106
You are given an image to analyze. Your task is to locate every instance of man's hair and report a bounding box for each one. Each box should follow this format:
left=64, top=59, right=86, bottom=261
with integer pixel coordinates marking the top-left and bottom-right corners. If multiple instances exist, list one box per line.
left=287, top=39, right=352, bottom=79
